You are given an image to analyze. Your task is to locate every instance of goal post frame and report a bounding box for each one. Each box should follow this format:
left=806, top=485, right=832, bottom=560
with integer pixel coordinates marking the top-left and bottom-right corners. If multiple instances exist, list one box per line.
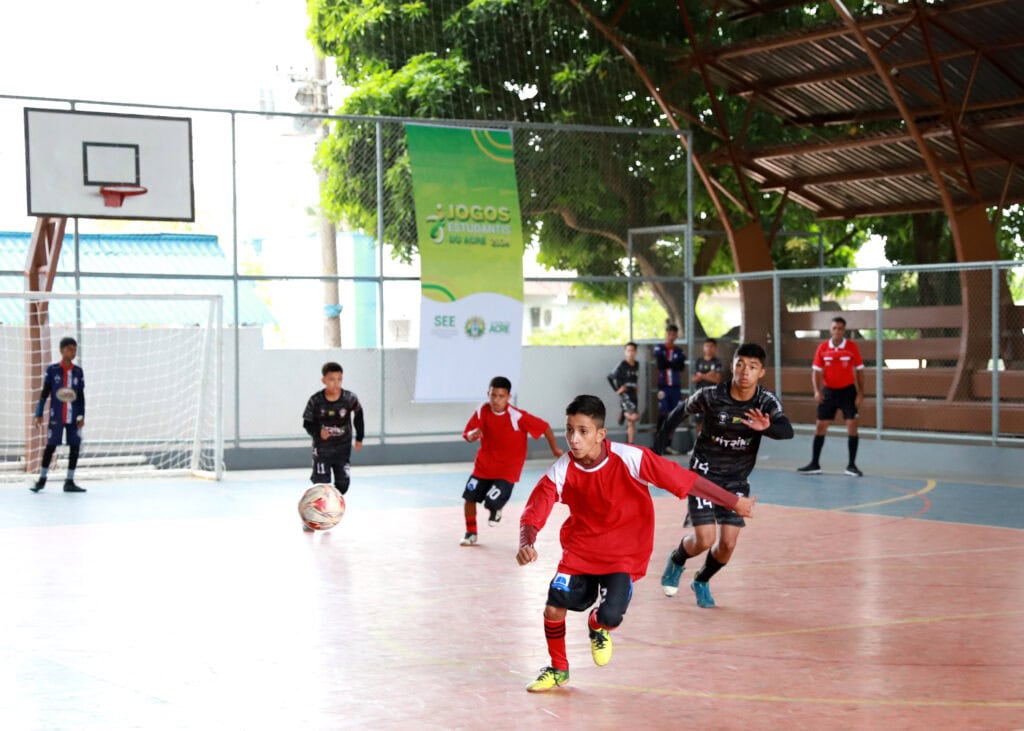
left=2, top=290, right=224, bottom=481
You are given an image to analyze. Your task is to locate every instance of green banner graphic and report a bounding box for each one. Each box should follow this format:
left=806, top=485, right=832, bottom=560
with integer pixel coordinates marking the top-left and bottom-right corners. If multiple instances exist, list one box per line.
left=406, top=124, right=524, bottom=302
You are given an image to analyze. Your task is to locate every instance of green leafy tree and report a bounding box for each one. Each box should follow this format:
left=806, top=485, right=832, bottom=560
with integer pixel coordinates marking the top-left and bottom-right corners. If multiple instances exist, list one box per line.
left=307, top=0, right=869, bottom=331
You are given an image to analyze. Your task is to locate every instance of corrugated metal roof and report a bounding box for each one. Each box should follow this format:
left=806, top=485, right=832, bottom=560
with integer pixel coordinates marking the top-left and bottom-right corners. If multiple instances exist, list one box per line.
left=0, top=232, right=274, bottom=326
left=691, top=0, right=1024, bottom=217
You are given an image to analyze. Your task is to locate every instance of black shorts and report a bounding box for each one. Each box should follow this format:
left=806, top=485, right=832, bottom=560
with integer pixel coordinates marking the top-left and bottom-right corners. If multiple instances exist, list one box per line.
left=817, top=384, right=858, bottom=421
left=462, top=475, right=514, bottom=511
left=618, top=390, right=638, bottom=416
left=311, top=447, right=352, bottom=494
left=545, top=571, right=633, bottom=627
left=688, top=481, right=748, bottom=528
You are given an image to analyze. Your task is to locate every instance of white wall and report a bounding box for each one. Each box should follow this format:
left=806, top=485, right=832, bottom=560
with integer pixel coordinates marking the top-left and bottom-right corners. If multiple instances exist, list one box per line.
left=228, top=328, right=645, bottom=442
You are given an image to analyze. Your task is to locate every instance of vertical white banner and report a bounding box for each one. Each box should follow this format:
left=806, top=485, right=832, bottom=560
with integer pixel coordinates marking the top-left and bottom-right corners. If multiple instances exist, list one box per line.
left=406, top=124, right=524, bottom=402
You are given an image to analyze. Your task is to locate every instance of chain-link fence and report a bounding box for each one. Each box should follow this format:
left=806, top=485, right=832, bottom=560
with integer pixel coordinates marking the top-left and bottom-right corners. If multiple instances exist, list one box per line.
left=1, top=94, right=1020, bottom=449
left=691, top=262, right=1024, bottom=443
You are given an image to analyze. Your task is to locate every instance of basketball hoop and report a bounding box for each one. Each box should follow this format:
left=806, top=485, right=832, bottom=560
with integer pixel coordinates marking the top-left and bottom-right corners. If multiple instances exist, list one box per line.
left=99, top=185, right=148, bottom=208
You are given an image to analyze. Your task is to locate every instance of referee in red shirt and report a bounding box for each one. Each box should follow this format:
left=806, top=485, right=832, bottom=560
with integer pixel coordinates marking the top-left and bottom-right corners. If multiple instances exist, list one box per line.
left=797, top=316, right=865, bottom=476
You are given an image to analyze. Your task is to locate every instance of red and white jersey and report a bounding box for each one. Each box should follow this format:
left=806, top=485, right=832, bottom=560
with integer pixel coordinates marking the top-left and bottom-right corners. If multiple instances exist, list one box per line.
left=520, top=441, right=738, bottom=580
left=812, top=337, right=864, bottom=389
left=463, top=404, right=550, bottom=483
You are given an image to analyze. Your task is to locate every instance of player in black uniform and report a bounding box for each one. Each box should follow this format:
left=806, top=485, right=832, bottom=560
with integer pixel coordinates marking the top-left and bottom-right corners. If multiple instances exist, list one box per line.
left=653, top=342, right=792, bottom=607
left=302, top=362, right=364, bottom=530
left=688, top=338, right=724, bottom=453
left=607, top=341, right=640, bottom=444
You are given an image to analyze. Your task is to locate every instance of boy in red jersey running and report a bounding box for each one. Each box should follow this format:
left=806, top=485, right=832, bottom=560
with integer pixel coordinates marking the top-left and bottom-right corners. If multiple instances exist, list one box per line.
left=516, top=394, right=755, bottom=692
left=459, top=376, right=562, bottom=546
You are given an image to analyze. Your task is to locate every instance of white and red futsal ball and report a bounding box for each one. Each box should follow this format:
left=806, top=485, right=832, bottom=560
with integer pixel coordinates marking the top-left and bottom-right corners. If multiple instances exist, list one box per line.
left=298, top=484, right=345, bottom=531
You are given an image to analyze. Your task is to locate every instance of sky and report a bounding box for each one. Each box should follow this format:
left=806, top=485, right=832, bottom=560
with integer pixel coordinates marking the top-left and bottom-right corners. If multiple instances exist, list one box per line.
left=1, top=0, right=891, bottom=277
left=2, top=0, right=317, bottom=109
left=0, top=1, right=336, bottom=232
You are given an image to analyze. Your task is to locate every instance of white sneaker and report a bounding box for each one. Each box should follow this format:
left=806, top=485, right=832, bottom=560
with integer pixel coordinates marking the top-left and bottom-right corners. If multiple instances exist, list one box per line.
left=459, top=532, right=478, bottom=546
left=488, top=508, right=502, bottom=527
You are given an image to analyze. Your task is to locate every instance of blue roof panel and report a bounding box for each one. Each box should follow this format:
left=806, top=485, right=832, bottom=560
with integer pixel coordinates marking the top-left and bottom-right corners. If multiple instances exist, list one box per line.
left=0, top=232, right=273, bottom=326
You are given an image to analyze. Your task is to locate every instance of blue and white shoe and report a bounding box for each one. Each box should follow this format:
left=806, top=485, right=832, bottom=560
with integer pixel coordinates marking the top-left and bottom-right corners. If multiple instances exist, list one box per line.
left=690, top=579, right=716, bottom=608
left=661, top=554, right=684, bottom=597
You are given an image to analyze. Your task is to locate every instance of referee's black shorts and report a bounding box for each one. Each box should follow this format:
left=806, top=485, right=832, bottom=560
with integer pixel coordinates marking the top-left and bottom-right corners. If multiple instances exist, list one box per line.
left=817, top=384, right=858, bottom=421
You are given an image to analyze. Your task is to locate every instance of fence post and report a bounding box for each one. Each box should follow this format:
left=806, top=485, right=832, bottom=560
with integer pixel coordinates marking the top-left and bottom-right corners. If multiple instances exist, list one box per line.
left=991, top=263, right=1000, bottom=444
left=772, top=271, right=782, bottom=398
left=875, top=269, right=884, bottom=438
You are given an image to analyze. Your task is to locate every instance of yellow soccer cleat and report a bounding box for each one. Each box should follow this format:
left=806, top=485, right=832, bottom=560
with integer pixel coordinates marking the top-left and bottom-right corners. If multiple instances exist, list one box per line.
left=526, top=666, right=569, bottom=692
left=589, top=627, right=612, bottom=666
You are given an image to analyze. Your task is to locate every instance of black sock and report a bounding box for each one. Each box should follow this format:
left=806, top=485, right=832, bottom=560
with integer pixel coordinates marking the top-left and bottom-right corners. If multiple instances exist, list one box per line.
left=671, top=543, right=694, bottom=567
left=811, top=435, right=825, bottom=465
left=694, top=552, right=726, bottom=583
left=848, top=436, right=859, bottom=466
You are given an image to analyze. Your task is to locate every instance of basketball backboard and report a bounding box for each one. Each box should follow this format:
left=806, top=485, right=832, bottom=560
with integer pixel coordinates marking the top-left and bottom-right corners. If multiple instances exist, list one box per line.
left=24, top=108, right=195, bottom=221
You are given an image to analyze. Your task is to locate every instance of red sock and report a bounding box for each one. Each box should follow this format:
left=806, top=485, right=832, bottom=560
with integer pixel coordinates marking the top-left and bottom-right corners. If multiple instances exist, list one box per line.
left=466, top=517, right=478, bottom=533
left=544, top=618, right=568, bottom=671
left=588, top=609, right=610, bottom=632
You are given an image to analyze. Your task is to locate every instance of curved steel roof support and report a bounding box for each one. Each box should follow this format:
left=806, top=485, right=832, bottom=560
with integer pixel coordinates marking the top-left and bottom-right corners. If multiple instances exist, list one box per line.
left=568, top=0, right=779, bottom=346
left=828, top=0, right=1015, bottom=400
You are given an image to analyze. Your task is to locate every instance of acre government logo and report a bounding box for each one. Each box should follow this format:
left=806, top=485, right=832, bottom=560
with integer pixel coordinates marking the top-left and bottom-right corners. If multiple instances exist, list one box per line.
left=465, top=317, right=487, bottom=338
left=464, top=317, right=512, bottom=339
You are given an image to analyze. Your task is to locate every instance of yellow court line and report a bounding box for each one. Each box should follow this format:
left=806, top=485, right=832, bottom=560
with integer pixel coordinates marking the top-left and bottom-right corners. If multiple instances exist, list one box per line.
left=726, top=541, right=1024, bottom=572
left=575, top=681, right=1024, bottom=709
left=660, top=608, right=1024, bottom=646
left=833, top=478, right=936, bottom=512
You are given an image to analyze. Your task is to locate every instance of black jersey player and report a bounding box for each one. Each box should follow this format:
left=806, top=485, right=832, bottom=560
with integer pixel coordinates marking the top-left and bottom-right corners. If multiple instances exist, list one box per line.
left=653, top=342, right=793, bottom=608
left=302, top=362, right=364, bottom=529
left=607, top=342, right=640, bottom=444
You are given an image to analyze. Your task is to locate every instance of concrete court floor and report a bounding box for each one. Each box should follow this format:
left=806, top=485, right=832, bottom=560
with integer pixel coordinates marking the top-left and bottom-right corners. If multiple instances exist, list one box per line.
left=1, top=457, right=1022, bottom=730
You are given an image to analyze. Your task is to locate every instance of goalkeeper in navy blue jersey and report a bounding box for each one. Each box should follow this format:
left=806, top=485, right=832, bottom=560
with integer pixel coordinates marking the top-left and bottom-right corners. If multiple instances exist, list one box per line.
left=31, top=336, right=87, bottom=493
left=653, top=342, right=793, bottom=608
left=302, top=362, right=364, bottom=529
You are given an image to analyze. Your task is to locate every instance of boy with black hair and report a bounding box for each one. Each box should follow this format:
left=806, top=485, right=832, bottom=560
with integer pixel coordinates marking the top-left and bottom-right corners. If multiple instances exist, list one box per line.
left=607, top=341, right=640, bottom=444
left=302, top=362, right=363, bottom=530
left=517, top=394, right=755, bottom=692
left=688, top=338, right=724, bottom=451
left=798, top=315, right=865, bottom=476
left=653, top=324, right=687, bottom=453
left=31, top=336, right=86, bottom=493
left=459, top=376, right=562, bottom=546
left=654, top=342, right=793, bottom=608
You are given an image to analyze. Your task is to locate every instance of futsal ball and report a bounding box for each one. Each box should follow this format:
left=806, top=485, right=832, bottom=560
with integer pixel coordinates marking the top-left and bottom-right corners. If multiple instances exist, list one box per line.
left=298, top=484, right=345, bottom=531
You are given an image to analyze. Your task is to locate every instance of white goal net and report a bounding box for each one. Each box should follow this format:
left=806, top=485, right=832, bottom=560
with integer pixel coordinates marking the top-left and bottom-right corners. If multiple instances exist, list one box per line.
left=0, top=292, right=223, bottom=482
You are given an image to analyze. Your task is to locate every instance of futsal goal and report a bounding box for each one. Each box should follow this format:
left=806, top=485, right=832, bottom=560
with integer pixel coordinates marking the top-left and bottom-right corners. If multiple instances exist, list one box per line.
left=0, top=291, right=223, bottom=482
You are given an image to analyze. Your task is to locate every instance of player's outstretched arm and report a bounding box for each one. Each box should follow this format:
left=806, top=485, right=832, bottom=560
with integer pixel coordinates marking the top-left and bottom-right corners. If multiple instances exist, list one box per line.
left=543, top=427, right=563, bottom=457
left=516, top=545, right=538, bottom=566
left=518, top=522, right=540, bottom=565
left=688, top=473, right=755, bottom=520
left=734, top=495, right=757, bottom=518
